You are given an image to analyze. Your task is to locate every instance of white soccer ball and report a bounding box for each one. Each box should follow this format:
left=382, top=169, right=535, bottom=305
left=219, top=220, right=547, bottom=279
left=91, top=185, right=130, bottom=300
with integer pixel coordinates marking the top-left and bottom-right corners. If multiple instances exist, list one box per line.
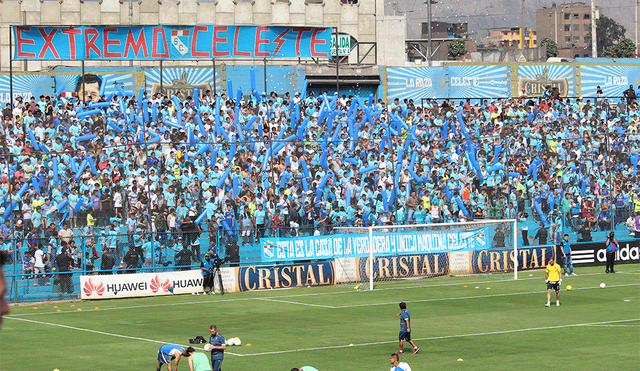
left=600, top=283, right=606, bottom=289
left=204, top=344, right=213, bottom=352
left=234, top=337, right=241, bottom=346
left=225, top=339, right=233, bottom=346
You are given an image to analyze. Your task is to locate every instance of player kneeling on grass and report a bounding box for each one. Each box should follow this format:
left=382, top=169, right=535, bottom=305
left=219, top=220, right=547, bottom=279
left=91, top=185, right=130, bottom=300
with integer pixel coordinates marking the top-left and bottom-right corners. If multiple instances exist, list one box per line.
left=545, top=257, right=563, bottom=307
left=157, top=344, right=195, bottom=371
left=390, top=353, right=412, bottom=371
left=395, top=302, right=420, bottom=354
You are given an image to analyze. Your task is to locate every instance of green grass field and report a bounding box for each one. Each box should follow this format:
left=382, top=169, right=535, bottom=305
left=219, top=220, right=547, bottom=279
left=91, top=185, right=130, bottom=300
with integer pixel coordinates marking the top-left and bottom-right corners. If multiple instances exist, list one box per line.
left=2, top=264, right=639, bottom=371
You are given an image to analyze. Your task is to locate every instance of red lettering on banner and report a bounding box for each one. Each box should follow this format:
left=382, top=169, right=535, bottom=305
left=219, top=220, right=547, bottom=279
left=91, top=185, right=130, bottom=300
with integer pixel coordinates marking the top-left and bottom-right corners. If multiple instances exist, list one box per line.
left=191, top=26, right=210, bottom=57
left=61, top=28, right=82, bottom=59
left=233, top=27, right=251, bottom=57
left=84, top=28, right=102, bottom=58
left=291, top=28, right=312, bottom=57
left=212, top=26, right=230, bottom=57
left=124, top=28, right=148, bottom=58
left=103, top=28, right=122, bottom=58
left=37, top=28, right=60, bottom=59
left=254, top=26, right=270, bottom=57
left=310, top=28, right=329, bottom=58
left=272, top=28, right=290, bottom=57
left=152, top=27, right=169, bottom=58
left=16, top=27, right=36, bottom=58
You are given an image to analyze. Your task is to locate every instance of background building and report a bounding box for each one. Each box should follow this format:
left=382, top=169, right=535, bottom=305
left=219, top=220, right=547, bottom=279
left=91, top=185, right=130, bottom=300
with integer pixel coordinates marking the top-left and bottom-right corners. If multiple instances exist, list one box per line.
left=481, top=28, right=537, bottom=50
left=536, top=2, right=601, bottom=58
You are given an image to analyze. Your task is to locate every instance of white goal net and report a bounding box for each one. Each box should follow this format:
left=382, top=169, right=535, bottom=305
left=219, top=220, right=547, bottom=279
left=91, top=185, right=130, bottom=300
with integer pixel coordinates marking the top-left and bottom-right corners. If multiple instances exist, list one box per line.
left=334, top=219, right=517, bottom=290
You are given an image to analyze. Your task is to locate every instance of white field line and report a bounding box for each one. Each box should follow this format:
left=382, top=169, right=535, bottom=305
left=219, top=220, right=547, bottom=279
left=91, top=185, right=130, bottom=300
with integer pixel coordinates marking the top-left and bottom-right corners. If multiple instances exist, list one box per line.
left=239, top=318, right=640, bottom=357
left=8, top=271, right=640, bottom=317
left=256, top=297, right=336, bottom=308
left=5, top=315, right=637, bottom=358
left=3, top=316, right=243, bottom=356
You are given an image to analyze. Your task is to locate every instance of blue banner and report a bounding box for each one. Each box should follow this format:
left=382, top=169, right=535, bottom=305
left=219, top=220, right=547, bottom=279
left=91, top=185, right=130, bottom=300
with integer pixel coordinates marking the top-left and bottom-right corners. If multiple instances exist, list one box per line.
left=237, top=262, right=335, bottom=291
left=580, top=65, right=640, bottom=98
left=386, top=66, right=509, bottom=102
left=261, top=228, right=489, bottom=262
left=13, top=25, right=332, bottom=60
left=518, top=64, right=576, bottom=97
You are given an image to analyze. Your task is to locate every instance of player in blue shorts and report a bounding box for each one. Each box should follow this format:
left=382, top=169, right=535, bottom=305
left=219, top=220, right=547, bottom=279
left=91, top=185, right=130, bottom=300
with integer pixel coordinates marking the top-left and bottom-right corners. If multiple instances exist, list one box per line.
left=156, top=344, right=195, bottom=371
left=395, top=302, right=420, bottom=354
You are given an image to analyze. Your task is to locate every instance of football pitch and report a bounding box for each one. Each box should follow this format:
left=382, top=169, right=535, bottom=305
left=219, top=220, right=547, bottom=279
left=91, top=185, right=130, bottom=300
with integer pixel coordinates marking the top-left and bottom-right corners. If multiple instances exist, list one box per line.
left=2, top=264, right=639, bottom=371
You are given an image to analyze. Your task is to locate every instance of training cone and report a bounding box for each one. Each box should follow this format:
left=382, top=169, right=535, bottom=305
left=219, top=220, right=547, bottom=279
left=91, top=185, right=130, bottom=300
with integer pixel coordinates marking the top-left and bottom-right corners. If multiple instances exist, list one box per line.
left=246, top=344, right=252, bottom=346
left=33, top=307, right=37, bottom=309
left=457, top=358, right=463, bottom=362
left=94, top=307, right=99, bottom=309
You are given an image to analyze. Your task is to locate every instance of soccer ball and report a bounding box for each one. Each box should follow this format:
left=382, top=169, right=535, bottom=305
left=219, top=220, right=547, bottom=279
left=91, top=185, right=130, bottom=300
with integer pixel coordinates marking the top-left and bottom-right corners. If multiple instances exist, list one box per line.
left=600, top=283, right=606, bottom=289
left=234, top=337, right=242, bottom=346
left=566, top=285, right=572, bottom=291
left=225, top=339, right=233, bottom=346
left=204, top=344, right=213, bottom=352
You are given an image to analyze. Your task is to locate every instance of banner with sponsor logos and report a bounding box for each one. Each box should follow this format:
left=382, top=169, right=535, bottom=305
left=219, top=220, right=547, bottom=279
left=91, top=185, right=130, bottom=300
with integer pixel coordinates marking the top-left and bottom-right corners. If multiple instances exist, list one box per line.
left=237, top=262, right=335, bottom=291
left=260, top=228, right=488, bottom=263
left=386, top=66, right=509, bottom=101
left=518, top=65, right=576, bottom=97
left=570, top=239, right=640, bottom=267
left=580, top=65, right=640, bottom=98
left=79, top=268, right=238, bottom=299
left=334, top=245, right=554, bottom=283
left=13, top=25, right=332, bottom=60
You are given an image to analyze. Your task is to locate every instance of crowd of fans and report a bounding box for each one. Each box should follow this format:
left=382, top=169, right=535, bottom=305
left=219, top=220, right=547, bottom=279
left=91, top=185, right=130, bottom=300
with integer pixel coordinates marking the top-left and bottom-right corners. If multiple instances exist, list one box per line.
left=1, top=78, right=639, bottom=275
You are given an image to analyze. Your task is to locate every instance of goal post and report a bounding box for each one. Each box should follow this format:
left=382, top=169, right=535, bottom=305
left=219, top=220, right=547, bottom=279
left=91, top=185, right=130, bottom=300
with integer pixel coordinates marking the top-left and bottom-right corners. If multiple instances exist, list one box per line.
left=334, top=219, right=518, bottom=290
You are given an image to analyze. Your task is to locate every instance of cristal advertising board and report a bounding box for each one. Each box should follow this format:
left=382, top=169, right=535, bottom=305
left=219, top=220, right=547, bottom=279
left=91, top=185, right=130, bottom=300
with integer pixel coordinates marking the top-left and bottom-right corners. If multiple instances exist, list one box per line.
left=12, top=25, right=332, bottom=60
left=260, top=228, right=489, bottom=263
left=333, top=246, right=554, bottom=282
left=236, top=262, right=335, bottom=291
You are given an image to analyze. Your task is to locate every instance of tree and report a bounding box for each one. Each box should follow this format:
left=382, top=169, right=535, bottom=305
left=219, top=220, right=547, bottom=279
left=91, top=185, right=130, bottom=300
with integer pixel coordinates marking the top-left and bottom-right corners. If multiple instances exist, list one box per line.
left=539, top=38, right=558, bottom=58
left=448, top=39, right=467, bottom=59
left=595, top=16, right=626, bottom=56
left=602, top=38, right=637, bottom=58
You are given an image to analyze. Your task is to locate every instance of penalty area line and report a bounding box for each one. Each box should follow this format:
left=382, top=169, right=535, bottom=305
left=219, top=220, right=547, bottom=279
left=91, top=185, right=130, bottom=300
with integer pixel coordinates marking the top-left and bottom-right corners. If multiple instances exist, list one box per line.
left=240, top=318, right=640, bottom=356
left=3, top=316, right=244, bottom=357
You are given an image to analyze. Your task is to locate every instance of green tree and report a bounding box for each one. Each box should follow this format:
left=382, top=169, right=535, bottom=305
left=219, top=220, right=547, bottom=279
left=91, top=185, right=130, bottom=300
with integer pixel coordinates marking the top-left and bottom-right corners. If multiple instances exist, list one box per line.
left=448, top=39, right=467, bottom=59
left=602, top=38, right=637, bottom=58
left=539, top=37, right=558, bottom=58
left=595, top=16, right=626, bottom=56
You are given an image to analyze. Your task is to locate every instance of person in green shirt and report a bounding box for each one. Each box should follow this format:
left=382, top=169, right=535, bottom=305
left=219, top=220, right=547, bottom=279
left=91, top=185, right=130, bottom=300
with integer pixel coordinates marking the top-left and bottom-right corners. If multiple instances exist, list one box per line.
left=87, top=210, right=96, bottom=236
left=188, top=352, right=212, bottom=371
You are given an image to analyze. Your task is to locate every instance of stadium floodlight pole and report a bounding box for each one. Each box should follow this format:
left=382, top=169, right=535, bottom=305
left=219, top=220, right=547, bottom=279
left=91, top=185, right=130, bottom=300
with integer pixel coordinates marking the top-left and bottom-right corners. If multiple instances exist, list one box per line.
left=591, top=0, right=597, bottom=57
left=513, top=218, right=518, bottom=280
left=521, top=0, right=525, bottom=49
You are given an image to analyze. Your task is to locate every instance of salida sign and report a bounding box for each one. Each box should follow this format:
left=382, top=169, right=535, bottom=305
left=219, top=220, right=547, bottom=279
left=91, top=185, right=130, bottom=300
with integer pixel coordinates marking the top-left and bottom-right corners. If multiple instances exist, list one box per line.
left=80, top=270, right=211, bottom=299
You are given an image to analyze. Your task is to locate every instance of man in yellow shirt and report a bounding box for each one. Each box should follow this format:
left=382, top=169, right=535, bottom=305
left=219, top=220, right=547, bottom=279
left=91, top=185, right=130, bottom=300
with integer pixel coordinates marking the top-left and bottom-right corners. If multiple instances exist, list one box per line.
left=545, top=257, right=562, bottom=307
